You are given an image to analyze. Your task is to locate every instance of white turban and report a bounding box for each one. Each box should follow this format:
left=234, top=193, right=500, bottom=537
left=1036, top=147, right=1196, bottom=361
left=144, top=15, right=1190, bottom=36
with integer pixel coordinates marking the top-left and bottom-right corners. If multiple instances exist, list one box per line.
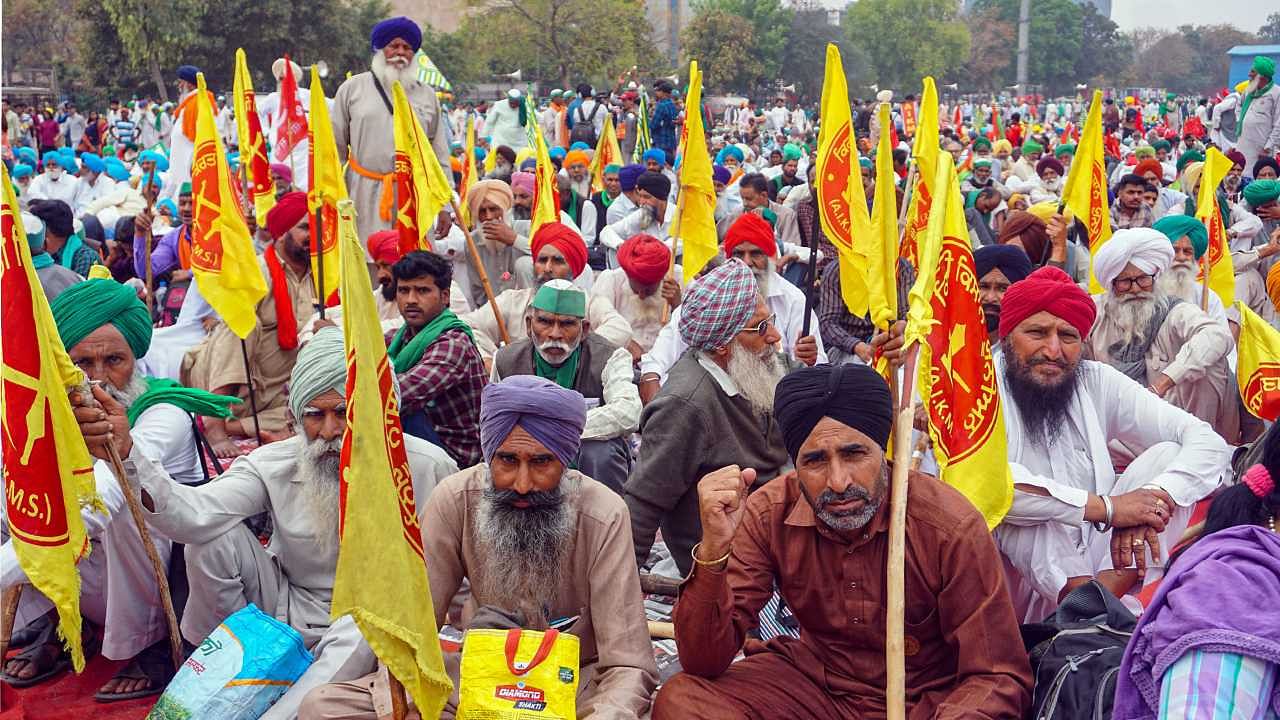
left=876, top=89, right=893, bottom=103
left=1092, top=228, right=1174, bottom=291
left=272, top=57, right=303, bottom=82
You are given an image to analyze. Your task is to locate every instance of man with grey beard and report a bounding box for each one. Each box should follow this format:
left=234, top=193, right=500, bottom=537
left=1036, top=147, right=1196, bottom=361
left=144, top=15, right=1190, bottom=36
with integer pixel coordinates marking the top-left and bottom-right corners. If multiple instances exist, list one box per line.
left=1151, top=215, right=1230, bottom=325
left=299, top=376, right=658, bottom=720
left=652, top=364, right=1032, bottom=719
left=332, top=16, right=452, bottom=242
left=1088, top=228, right=1237, bottom=440
left=3, top=279, right=237, bottom=701
left=626, top=260, right=791, bottom=576
left=991, top=266, right=1229, bottom=622
left=102, top=328, right=457, bottom=720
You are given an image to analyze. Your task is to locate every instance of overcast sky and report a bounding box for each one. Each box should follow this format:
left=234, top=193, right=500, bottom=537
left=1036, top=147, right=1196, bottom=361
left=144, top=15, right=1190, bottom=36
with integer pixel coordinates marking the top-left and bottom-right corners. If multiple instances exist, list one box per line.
left=1109, top=0, right=1267, bottom=34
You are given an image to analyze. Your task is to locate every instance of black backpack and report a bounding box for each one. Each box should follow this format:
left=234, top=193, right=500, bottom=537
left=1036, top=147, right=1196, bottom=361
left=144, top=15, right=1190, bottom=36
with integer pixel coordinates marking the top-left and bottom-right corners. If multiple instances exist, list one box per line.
left=570, top=103, right=601, bottom=147
left=1020, top=581, right=1136, bottom=720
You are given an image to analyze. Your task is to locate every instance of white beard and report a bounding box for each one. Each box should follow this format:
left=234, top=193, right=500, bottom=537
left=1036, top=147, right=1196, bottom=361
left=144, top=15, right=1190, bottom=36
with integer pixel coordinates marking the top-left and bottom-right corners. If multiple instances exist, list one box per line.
left=1157, top=262, right=1199, bottom=304
left=1098, top=290, right=1161, bottom=348
left=371, top=53, right=419, bottom=89
left=297, top=436, right=342, bottom=553
left=1040, top=176, right=1064, bottom=193
left=569, top=176, right=592, bottom=198
left=751, top=260, right=775, bottom=297
left=724, top=339, right=785, bottom=417
left=102, top=369, right=149, bottom=409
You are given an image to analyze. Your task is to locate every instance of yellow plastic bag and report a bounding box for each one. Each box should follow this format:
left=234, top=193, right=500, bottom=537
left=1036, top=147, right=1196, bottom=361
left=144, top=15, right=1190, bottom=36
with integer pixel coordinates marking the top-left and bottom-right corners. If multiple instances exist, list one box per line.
left=456, top=628, right=580, bottom=720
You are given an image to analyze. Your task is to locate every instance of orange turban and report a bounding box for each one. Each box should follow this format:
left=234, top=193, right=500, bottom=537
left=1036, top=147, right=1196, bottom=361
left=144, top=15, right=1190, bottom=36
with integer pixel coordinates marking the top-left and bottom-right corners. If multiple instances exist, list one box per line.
left=530, top=222, right=588, bottom=277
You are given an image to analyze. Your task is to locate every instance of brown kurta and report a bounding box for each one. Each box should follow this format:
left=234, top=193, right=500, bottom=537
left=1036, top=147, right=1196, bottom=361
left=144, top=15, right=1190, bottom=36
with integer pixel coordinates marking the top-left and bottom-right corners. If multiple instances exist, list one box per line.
left=181, top=244, right=315, bottom=432
left=658, top=469, right=1032, bottom=720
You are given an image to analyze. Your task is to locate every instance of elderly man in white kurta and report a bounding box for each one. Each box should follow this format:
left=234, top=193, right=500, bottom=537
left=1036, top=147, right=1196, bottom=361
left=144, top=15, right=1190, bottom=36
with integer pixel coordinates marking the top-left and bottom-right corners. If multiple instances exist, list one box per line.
left=989, top=266, right=1230, bottom=623
left=332, top=17, right=452, bottom=244
left=257, top=57, right=319, bottom=193
left=1087, top=228, right=1238, bottom=440
left=128, top=329, right=458, bottom=719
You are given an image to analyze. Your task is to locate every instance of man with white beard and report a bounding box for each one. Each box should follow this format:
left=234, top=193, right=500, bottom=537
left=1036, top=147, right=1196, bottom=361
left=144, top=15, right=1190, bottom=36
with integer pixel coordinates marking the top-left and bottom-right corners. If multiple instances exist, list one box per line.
left=1086, top=228, right=1238, bottom=441
left=1028, top=155, right=1066, bottom=205
left=332, top=17, right=452, bottom=243
left=1236, top=56, right=1280, bottom=178
left=105, top=328, right=457, bottom=719
left=639, top=213, right=824, bottom=386
left=1151, top=215, right=1229, bottom=326
left=299, top=376, right=658, bottom=719
left=3, top=279, right=237, bottom=701
left=590, top=233, right=683, bottom=363
left=625, top=260, right=793, bottom=576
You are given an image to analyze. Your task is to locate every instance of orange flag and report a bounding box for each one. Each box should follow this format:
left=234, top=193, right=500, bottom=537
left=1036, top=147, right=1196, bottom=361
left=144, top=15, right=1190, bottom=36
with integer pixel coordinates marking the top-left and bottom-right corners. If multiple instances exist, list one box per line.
left=900, top=77, right=938, bottom=271
left=233, top=49, right=275, bottom=226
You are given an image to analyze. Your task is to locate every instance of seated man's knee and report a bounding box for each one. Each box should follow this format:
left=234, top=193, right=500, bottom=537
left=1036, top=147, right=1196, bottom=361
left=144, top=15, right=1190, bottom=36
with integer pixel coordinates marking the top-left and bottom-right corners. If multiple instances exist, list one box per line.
left=652, top=673, right=734, bottom=720
left=297, top=680, right=376, bottom=720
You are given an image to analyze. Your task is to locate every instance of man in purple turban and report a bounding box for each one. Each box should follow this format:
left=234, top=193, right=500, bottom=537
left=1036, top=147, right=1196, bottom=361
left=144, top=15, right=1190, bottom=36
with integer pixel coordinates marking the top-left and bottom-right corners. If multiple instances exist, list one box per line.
left=299, top=375, right=660, bottom=719
left=332, top=16, right=452, bottom=242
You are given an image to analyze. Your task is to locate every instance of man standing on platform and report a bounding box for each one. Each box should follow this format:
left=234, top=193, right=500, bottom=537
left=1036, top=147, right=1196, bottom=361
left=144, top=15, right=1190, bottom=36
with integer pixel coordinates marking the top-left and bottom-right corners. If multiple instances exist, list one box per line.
left=332, top=17, right=452, bottom=242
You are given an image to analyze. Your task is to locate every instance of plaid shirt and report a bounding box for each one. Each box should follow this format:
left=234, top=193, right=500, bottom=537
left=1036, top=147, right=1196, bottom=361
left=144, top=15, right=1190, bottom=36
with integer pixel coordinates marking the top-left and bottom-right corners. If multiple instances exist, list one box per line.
left=796, top=197, right=840, bottom=275
left=51, top=244, right=100, bottom=278
left=385, top=326, right=486, bottom=468
left=649, top=98, right=679, bottom=154
left=1110, top=202, right=1155, bottom=230
left=818, top=258, right=914, bottom=353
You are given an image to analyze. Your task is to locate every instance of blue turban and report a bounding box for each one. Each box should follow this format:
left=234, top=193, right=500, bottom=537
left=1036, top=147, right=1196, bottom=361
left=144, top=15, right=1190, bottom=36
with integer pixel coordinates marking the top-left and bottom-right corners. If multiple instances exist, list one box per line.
left=156, top=198, right=179, bottom=219
left=519, top=158, right=537, bottom=172
left=642, top=148, right=666, bottom=166
left=715, top=146, right=744, bottom=165
left=371, top=16, right=422, bottom=52
left=104, top=160, right=130, bottom=182
left=176, top=65, right=199, bottom=84
left=973, top=244, right=1033, bottom=284
left=549, top=146, right=567, bottom=161
left=480, top=376, right=587, bottom=469
left=139, top=149, right=169, bottom=172
left=60, top=155, right=79, bottom=174
left=16, top=147, right=37, bottom=166
left=712, top=164, right=731, bottom=184
left=11, top=164, right=33, bottom=180
left=138, top=171, right=163, bottom=190
left=473, top=147, right=487, bottom=163
left=618, top=163, right=645, bottom=192
left=569, top=141, right=590, bottom=151
left=42, top=151, right=63, bottom=168
left=80, top=153, right=106, bottom=174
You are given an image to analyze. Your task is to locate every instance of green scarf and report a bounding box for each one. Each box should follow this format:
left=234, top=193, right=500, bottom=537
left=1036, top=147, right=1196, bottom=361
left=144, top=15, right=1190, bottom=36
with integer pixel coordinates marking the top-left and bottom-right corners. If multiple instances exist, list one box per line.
left=126, top=377, right=240, bottom=427
left=31, top=251, right=53, bottom=270
left=533, top=345, right=580, bottom=389
left=1240, top=81, right=1274, bottom=123
left=387, top=309, right=474, bottom=374
left=600, top=190, right=616, bottom=208
left=54, top=231, right=85, bottom=271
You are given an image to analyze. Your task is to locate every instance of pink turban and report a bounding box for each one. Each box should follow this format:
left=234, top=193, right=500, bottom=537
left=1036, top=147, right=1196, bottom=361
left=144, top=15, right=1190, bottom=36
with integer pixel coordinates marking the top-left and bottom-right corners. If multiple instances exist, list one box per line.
left=510, top=172, right=535, bottom=195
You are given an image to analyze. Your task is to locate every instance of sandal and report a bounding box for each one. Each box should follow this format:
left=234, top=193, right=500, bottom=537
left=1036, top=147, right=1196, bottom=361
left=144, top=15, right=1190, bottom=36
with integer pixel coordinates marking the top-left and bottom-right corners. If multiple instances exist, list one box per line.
left=0, top=614, right=99, bottom=688
left=93, top=638, right=176, bottom=702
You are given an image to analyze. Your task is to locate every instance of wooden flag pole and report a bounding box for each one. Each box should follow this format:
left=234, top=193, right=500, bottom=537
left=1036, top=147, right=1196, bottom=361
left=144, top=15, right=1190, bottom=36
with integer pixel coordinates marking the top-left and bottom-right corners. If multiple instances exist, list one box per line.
left=143, top=172, right=158, bottom=317
left=0, top=584, right=23, bottom=662
left=1199, top=250, right=1210, bottom=312
left=660, top=193, right=687, bottom=325
left=449, top=197, right=509, bottom=344
left=387, top=672, right=410, bottom=720
left=886, top=342, right=920, bottom=720
left=239, top=339, right=264, bottom=447
left=800, top=209, right=819, bottom=338
left=896, top=162, right=917, bottom=235
left=315, top=209, right=326, bottom=320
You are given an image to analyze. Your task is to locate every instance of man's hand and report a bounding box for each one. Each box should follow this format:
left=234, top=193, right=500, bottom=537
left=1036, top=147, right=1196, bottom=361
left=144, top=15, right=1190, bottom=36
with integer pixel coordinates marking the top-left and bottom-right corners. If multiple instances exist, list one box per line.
left=435, top=210, right=453, bottom=240
left=312, top=317, right=338, bottom=331
left=625, top=339, right=645, bottom=364
left=1147, top=372, right=1175, bottom=398
left=696, top=465, right=757, bottom=563
left=638, top=373, right=661, bottom=405
left=70, top=384, right=132, bottom=462
left=133, top=208, right=153, bottom=238
left=1109, top=487, right=1175, bottom=530
left=1259, top=227, right=1280, bottom=260
left=853, top=340, right=874, bottom=364
left=870, top=320, right=907, bottom=369
left=778, top=254, right=799, bottom=272
left=1110, top=524, right=1162, bottom=576
left=1258, top=205, right=1280, bottom=222
left=481, top=220, right=517, bottom=246
left=794, top=335, right=819, bottom=366
left=660, top=276, right=681, bottom=308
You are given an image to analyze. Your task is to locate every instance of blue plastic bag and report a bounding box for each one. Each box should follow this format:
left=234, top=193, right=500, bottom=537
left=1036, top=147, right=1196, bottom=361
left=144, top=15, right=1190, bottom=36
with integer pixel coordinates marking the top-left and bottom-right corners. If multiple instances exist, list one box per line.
left=146, top=603, right=313, bottom=720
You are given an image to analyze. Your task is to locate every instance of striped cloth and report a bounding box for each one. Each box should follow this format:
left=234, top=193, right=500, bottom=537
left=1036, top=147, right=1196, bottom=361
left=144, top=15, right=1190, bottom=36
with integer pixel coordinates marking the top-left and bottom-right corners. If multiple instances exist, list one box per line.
left=414, top=49, right=452, bottom=91
left=1158, top=651, right=1279, bottom=719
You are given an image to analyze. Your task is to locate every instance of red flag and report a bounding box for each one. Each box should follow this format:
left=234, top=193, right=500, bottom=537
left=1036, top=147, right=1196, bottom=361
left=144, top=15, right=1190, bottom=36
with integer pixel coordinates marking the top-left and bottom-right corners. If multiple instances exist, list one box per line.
left=274, top=55, right=309, bottom=163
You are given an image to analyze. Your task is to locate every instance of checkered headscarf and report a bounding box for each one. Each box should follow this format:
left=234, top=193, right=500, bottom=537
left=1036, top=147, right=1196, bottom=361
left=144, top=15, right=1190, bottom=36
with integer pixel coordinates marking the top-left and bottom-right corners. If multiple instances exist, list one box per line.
left=678, top=259, right=759, bottom=350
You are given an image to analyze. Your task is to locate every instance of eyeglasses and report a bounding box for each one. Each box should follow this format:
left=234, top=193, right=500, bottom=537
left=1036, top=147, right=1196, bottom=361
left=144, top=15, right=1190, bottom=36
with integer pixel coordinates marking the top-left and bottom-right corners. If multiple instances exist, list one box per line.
left=744, top=314, right=776, bottom=336
left=1112, top=273, right=1155, bottom=293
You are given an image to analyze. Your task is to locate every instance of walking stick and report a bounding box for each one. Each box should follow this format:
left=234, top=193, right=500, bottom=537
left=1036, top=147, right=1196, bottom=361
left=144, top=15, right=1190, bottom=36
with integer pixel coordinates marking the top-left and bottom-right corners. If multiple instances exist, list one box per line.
left=1199, top=251, right=1210, bottom=312
left=886, top=342, right=920, bottom=720
left=449, top=197, right=509, bottom=344
left=239, top=339, right=264, bottom=447
left=660, top=193, right=686, bottom=325
left=80, top=382, right=184, bottom=672
left=0, top=585, right=23, bottom=662
left=800, top=208, right=818, bottom=338
left=387, top=672, right=410, bottom=720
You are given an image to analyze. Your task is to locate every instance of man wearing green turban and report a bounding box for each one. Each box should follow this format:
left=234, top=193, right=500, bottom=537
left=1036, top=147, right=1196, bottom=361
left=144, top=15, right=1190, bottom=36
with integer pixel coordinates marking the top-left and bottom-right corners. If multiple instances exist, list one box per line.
left=0, top=279, right=239, bottom=700
left=1238, top=55, right=1280, bottom=178
left=1237, top=179, right=1280, bottom=325
left=770, top=143, right=805, bottom=201
left=1009, top=140, right=1043, bottom=184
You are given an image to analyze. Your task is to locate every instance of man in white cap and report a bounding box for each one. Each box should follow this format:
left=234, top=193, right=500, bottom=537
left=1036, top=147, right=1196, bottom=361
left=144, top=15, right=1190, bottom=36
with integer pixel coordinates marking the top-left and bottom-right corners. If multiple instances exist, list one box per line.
left=333, top=16, right=452, bottom=242
left=485, top=88, right=531, bottom=152
left=257, top=57, right=314, bottom=192
left=540, top=88, right=568, bottom=148
left=1086, top=227, right=1237, bottom=440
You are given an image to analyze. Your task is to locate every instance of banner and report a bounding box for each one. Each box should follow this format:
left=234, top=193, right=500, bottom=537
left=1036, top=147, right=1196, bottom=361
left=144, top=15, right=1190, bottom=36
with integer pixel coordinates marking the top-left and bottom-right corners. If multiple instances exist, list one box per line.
left=900, top=77, right=939, bottom=271
left=1060, top=90, right=1113, bottom=293
left=1236, top=302, right=1280, bottom=421
left=233, top=48, right=275, bottom=226
left=676, top=62, right=718, bottom=284
left=308, top=64, right=344, bottom=306
left=392, top=80, right=454, bottom=254
left=1194, top=147, right=1235, bottom=307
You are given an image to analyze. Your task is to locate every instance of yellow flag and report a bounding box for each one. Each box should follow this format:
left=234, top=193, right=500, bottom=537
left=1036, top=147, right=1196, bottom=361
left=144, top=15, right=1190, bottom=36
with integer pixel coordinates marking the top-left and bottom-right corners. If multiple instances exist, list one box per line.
left=331, top=198, right=453, bottom=716
left=589, top=114, right=623, bottom=194
left=191, top=73, right=268, bottom=338
left=307, top=65, right=344, bottom=306
left=483, top=131, right=498, bottom=175
left=1195, top=147, right=1235, bottom=308
left=1236, top=301, right=1280, bottom=421
left=233, top=49, right=275, bottom=227
left=869, top=102, right=898, bottom=331
left=677, top=62, right=719, bottom=284
left=900, top=77, right=939, bottom=270
left=459, top=116, right=479, bottom=227
left=529, top=123, right=560, bottom=238
left=1061, top=90, right=1113, bottom=293
left=814, top=44, right=872, bottom=315
left=392, top=81, right=454, bottom=254
left=905, top=154, right=1013, bottom=527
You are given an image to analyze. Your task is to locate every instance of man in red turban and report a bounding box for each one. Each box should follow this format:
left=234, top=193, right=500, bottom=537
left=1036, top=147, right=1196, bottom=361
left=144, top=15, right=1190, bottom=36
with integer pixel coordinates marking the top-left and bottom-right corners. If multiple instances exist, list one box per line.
left=530, top=221, right=588, bottom=282
left=591, top=233, right=683, bottom=361
left=993, top=265, right=1229, bottom=624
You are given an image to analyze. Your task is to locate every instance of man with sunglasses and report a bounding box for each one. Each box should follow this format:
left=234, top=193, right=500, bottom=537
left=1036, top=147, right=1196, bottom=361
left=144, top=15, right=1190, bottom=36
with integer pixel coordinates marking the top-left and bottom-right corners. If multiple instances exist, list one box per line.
left=1087, top=227, right=1235, bottom=438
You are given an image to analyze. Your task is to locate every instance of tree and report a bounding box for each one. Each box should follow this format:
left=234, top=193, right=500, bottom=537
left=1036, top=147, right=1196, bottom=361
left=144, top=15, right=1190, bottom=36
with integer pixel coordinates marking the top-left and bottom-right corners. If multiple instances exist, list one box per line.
left=843, top=0, right=970, bottom=91
left=1074, top=4, right=1132, bottom=87
left=971, top=0, right=1085, bottom=94
left=780, top=9, right=860, bottom=102
left=1259, top=12, right=1280, bottom=43
left=99, top=0, right=208, bottom=102
left=961, top=7, right=1015, bottom=91
left=1, top=0, right=82, bottom=71
left=1134, top=33, right=1198, bottom=92
left=1128, top=24, right=1259, bottom=94
left=694, top=0, right=793, bottom=83
left=681, top=9, right=757, bottom=92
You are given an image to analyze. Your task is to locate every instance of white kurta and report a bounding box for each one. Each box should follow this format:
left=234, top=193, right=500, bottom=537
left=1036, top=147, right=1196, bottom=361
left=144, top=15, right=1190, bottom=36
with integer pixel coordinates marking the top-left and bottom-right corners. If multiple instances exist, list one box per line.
left=484, top=101, right=530, bottom=151
left=1237, top=85, right=1280, bottom=177
left=993, top=358, right=1231, bottom=621
left=589, top=267, right=683, bottom=353
left=638, top=270, right=827, bottom=383
left=162, top=90, right=198, bottom=201
left=76, top=175, right=117, bottom=216
left=26, top=172, right=83, bottom=207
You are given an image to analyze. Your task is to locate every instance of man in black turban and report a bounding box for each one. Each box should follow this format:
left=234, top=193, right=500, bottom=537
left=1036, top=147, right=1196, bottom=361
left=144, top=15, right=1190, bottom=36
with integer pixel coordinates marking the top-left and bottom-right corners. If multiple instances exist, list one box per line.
left=974, top=244, right=1033, bottom=345
left=652, top=363, right=1033, bottom=719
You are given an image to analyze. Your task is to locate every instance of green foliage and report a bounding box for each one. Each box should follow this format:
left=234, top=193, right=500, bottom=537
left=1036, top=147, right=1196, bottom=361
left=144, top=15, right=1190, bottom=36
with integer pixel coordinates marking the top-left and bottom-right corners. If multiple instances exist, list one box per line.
left=693, top=0, right=793, bottom=81
left=781, top=9, right=862, bottom=101
left=1074, top=4, right=1132, bottom=86
left=843, top=0, right=970, bottom=90
left=1129, top=24, right=1259, bottom=94
left=681, top=9, right=757, bottom=91
left=1261, top=13, right=1280, bottom=44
